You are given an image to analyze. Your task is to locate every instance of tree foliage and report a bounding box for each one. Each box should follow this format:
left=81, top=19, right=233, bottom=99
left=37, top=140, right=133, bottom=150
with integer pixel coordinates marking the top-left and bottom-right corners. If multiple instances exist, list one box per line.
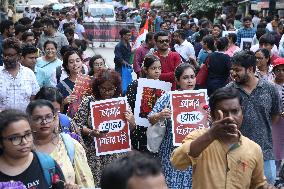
left=188, top=0, right=223, bottom=14
left=164, top=0, right=183, bottom=11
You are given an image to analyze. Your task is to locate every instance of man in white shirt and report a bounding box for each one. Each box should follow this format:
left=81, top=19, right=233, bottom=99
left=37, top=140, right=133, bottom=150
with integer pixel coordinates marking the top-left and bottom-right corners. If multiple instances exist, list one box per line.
left=252, top=13, right=261, bottom=28
left=173, top=29, right=195, bottom=62
left=75, top=17, right=87, bottom=40
left=0, top=37, right=39, bottom=111
left=84, top=12, right=95, bottom=22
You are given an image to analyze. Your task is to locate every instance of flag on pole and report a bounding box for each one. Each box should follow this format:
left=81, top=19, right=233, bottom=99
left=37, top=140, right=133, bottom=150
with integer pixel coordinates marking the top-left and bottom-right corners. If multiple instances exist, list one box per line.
left=131, top=19, right=149, bottom=51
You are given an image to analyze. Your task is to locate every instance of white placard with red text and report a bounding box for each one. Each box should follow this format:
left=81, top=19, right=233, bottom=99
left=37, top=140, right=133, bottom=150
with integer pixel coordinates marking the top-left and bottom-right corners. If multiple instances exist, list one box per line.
left=170, top=90, right=209, bottom=146
left=90, top=97, right=131, bottom=156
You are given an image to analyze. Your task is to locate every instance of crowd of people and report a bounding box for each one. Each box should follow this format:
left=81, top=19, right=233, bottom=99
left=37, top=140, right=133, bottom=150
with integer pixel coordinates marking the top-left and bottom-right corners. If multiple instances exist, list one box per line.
left=0, top=2, right=284, bottom=189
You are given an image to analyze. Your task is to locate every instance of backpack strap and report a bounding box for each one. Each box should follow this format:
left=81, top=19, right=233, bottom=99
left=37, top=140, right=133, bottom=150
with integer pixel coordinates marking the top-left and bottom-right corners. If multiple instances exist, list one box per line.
left=60, top=133, right=75, bottom=164
left=56, top=66, right=62, bottom=84
left=36, top=152, right=56, bottom=187
left=40, top=59, right=57, bottom=69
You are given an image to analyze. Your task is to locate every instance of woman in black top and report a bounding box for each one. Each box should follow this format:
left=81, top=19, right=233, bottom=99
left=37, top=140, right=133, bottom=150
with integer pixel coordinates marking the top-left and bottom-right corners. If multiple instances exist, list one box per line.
left=126, top=54, right=162, bottom=153
left=206, top=37, right=231, bottom=96
left=0, top=109, right=65, bottom=189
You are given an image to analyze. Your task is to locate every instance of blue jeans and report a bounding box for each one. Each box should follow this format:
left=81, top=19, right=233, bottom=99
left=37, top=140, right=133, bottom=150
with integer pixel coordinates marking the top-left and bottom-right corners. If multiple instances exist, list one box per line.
left=264, top=160, right=276, bottom=184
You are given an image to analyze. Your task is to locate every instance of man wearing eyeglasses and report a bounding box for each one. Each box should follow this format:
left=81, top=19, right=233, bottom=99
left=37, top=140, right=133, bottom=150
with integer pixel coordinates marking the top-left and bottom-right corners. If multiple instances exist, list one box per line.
left=153, top=31, right=181, bottom=90
left=0, top=37, right=40, bottom=112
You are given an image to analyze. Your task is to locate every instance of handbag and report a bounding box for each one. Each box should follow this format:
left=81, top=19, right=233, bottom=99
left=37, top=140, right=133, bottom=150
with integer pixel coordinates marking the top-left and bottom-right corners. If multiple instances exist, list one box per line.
left=196, top=56, right=210, bottom=86
left=146, top=118, right=166, bottom=153
left=122, top=65, right=133, bottom=95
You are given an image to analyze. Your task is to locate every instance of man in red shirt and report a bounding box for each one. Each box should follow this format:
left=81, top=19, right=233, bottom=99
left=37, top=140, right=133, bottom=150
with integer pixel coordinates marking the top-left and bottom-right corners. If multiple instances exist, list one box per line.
left=153, top=31, right=181, bottom=90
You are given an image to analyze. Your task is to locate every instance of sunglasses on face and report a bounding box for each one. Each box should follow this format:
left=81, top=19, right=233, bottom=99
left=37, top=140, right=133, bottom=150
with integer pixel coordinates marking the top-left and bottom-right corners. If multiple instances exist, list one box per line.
left=157, top=39, right=169, bottom=43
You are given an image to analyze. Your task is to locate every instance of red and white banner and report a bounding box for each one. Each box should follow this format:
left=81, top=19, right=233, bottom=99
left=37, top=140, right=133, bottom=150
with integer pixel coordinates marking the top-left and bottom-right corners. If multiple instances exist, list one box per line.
left=170, top=90, right=209, bottom=146
left=90, top=97, right=131, bottom=156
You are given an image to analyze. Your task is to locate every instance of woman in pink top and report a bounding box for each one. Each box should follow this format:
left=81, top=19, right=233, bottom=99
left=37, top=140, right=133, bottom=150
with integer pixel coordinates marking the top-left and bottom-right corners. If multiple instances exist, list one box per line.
left=225, top=33, right=240, bottom=57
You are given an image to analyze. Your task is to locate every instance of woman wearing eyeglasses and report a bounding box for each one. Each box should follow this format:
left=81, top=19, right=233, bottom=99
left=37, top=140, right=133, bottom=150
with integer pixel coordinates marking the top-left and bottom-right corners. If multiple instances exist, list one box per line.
left=26, top=99, right=95, bottom=188
left=72, top=68, right=136, bottom=187
left=0, top=109, right=65, bottom=188
left=88, top=55, right=107, bottom=78
left=255, top=48, right=274, bottom=82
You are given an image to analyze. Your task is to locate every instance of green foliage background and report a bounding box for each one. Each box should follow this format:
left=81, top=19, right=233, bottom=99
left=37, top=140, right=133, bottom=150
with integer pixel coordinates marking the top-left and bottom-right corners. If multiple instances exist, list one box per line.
left=187, top=0, right=223, bottom=17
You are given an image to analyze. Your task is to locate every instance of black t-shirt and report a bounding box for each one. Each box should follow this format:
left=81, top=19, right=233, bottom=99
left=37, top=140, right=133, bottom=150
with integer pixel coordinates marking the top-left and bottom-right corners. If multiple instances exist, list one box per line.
left=0, top=152, right=65, bottom=189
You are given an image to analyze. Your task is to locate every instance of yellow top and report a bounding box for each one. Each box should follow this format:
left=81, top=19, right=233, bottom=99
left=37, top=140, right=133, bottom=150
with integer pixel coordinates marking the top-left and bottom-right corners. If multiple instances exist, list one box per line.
left=170, top=129, right=266, bottom=189
left=50, top=135, right=95, bottom=187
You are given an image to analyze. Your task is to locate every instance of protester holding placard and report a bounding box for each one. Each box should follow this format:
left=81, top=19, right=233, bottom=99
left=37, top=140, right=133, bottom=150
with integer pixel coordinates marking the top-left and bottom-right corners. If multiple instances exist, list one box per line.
left=148, top=63, right=197, bottom=188
left=57, top=50, right=85, bottom=114
left=72, top=68, right=136, bottom=187
left=126, top=54, right=162, bottom=153
left=27, top=100, right=95, bottom=188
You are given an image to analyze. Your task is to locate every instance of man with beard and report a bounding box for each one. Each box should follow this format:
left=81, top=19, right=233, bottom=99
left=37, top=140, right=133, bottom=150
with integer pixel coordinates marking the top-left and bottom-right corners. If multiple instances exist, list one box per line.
left=0, top=20, right=15, bottom=66
left=38, top=18, right=69, bottom=58
left=228, top=50, right=281, bottom=185
left=0, top=38, right=39, bottom=111
left=153, top=31, right=181, bottom=90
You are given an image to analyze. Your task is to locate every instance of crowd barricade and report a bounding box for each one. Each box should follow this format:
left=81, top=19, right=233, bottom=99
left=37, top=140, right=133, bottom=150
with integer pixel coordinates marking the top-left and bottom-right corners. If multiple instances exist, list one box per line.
left=83, top=22, right=140, bottom=42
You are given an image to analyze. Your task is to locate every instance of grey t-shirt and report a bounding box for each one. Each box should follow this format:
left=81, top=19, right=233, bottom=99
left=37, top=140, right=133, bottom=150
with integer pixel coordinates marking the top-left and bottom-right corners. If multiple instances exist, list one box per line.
left=227, top=78, right=281, bottom=160
left=38, top=32, right=69, bottom=58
